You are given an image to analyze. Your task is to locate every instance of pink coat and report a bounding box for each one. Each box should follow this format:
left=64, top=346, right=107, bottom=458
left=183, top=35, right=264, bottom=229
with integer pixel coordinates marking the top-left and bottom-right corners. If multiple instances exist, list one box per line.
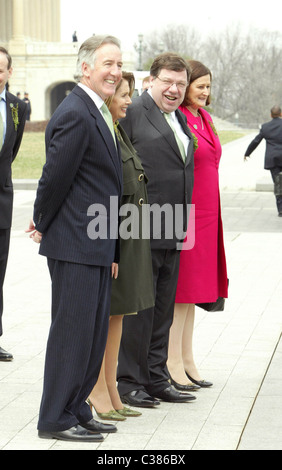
left=175, top=107, right=228, bottom=303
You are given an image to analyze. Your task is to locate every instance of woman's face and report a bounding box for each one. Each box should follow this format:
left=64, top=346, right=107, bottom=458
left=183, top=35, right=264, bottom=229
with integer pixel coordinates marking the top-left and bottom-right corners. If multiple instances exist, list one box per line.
left=109, top=78, right=132, bottom=121
left=187, top=74, right=211, bottom=110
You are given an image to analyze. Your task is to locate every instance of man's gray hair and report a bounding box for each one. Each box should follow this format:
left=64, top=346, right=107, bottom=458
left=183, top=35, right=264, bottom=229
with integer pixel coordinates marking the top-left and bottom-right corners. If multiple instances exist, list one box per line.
left=74, top=35, right=121, bottom=82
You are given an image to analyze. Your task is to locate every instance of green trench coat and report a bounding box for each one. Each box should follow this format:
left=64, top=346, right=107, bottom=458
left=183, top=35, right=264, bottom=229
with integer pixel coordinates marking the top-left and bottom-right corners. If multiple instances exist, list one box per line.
left=110, top=123, right=155, bottom=315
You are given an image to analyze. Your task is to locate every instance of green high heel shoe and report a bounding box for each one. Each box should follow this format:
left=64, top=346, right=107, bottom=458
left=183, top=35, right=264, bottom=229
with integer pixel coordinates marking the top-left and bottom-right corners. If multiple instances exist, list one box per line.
left=116, top=406, right=142, bottom=417
left=87, top=398, right=126, bottom=421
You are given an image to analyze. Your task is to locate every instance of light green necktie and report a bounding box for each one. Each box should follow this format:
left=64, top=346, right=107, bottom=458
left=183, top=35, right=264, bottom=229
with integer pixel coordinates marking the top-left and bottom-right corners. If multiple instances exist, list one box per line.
left=0, top=97, right=4, bottom=150
left=101, top=103, right=116, bottom=147
left=164, top=112, right=186, bottom=162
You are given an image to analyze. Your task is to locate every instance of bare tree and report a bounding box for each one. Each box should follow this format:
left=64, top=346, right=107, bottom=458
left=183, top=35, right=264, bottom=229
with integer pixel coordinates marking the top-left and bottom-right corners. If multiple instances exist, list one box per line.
left=142, top=24, right=202, bottom=70
left=141, top=22, right=282, bottom=127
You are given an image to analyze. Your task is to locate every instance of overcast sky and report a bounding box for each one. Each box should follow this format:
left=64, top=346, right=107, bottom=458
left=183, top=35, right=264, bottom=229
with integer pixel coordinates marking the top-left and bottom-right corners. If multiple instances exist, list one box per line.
left=61, top=0, right=281, bottom=49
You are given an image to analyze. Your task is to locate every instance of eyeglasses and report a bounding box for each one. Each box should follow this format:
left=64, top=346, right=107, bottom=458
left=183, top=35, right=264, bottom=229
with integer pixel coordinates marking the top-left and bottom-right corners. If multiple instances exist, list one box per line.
left=156, top=76, right=188, bottom=90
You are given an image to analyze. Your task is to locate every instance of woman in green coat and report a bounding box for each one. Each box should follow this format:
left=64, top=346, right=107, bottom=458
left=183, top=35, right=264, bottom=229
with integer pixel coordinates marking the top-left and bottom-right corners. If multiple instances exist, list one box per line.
left=87, top=72, right=154, bottom=420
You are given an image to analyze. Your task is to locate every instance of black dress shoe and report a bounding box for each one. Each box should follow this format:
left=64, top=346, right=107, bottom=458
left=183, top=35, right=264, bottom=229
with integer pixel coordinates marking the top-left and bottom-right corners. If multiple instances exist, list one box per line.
left=79, top=418, right=117, bottom=433
left=155, top=385, right=196, bottom=402
left=0, top=347, right=13, bottom=362
left=121, top=390, right=160, bottom=408
left=185, top=372, right=213, bottom=388
left=169, top=376, right=200, bottom=392
left=38, top=425, right=104, bottom=442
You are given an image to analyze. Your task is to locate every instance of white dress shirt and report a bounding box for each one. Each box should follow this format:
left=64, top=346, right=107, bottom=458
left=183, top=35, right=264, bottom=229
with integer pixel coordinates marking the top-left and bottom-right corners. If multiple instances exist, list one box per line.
left=78, top=83, right=105, bottom=115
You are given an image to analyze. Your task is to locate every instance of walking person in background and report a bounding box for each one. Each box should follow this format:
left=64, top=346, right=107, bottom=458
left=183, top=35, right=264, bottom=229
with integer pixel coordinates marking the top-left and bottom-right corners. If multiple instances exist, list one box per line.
left=0, top=47, right=27, bottom=362
left=167, top=60, right=228, bottom=390
left=244, top=105, right=282, bottom=216
left=22, top=92, right=31, bottom=120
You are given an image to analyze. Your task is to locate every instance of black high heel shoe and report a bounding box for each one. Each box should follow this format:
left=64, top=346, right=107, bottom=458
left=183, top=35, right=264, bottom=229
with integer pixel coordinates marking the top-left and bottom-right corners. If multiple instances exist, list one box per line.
left=185, top=372, right=213, bottom=388
left=169, top=376, right=200, bottom=392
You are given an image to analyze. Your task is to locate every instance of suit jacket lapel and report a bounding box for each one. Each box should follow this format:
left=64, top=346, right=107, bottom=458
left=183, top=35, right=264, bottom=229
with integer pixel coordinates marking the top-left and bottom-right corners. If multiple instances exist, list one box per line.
left=96, top=115, right=121, bottom=167
left=98, top=116, right=123, bottom=188
left=73, top=86, right=122, bottom=188
left=1, top=94, right=14, bottom=155
left=142, top=93, right=189, bottom=163
left=191, top=109, right=214, bottom=146
left=175, top=109, right=194, bottom=166
left=202, top=111, right=218, bottom=148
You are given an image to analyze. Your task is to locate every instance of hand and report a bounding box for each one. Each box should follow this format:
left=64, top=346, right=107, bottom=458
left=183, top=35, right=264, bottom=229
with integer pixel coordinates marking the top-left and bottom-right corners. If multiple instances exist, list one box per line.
left=111, top=263, right=118, bottom=279
left=25, top=219, right=42, bottom=244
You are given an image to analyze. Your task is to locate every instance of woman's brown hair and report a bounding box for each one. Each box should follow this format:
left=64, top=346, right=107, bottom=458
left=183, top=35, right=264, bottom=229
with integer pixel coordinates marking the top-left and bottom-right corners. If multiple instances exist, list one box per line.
left=182, top=60, right=212, bottom=107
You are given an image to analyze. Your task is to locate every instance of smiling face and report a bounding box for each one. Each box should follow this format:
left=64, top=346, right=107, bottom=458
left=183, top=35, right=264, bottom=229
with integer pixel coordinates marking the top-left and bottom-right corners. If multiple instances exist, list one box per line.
left=109, top=78, right=132, bottom=122
left=150, top=68, right=188, bottom=113
left=187, top=74, right=211, bottom=112
left=0, top=52, right=12, bottom=94
left=81, top=43, right=122, bottom=100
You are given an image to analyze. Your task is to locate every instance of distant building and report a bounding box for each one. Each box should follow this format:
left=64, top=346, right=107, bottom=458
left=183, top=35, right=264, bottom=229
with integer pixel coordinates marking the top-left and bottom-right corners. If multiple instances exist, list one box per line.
left=0, top=0, right=135, bottom=121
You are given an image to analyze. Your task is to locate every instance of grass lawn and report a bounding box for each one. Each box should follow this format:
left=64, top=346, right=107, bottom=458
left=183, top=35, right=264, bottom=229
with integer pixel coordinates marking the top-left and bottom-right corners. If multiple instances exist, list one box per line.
left=12, top=132, right=46, bottom=180
left=12, top=129, right=249, bottom=180
left=218, top=130, right=249, bottom=146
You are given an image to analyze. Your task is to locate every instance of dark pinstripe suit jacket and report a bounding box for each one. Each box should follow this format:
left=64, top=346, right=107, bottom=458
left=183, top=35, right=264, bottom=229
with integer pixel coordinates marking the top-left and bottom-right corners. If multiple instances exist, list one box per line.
left=33, top=85, right=123, bottom=266
left=0, top=91, right=27, bottom=229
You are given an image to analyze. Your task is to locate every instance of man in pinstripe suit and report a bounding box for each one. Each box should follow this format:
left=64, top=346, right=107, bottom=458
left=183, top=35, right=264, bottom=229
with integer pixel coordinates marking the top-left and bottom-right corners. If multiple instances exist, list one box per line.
left=28, top=36, right=123, bottom=442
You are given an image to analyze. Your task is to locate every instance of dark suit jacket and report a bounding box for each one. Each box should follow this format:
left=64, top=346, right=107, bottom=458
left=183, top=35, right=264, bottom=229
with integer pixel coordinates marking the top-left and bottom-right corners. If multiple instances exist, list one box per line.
left=33, top=85, right=123, bottom=266
left=245, top=117, right=282, bottom=169
left=121, top=91, right=194, bottom=250
left=0, top=91, right=27, bottom=229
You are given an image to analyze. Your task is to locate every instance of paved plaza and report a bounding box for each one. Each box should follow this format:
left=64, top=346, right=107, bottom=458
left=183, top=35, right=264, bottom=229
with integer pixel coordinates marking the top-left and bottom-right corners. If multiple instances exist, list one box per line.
left=0, top=133, right=281, bottom=451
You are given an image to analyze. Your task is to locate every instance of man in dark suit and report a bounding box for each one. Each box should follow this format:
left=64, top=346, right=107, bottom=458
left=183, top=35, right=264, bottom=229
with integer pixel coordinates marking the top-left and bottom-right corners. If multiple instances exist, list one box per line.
left=22, top=92, right=31, bottom=121
left=28, top=36, right=123, bottom=442
left=117, top=53, right=195, bottom=406
left=244, top=105, right=282, bottom=215
left=0, top=47, right=27, bottom=362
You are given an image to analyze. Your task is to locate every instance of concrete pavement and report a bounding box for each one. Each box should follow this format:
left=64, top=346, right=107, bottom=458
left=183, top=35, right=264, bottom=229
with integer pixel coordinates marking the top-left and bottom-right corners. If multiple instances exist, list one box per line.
left=0, top=133, right=281, bottom=451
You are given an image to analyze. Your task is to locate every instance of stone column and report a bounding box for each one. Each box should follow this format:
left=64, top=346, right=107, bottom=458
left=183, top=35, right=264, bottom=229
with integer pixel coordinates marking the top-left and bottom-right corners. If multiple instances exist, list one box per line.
left=8, top=0, right=27, bottom=95
left=0, top=0, right=13, bottom=43
left=12, top=0, right=25, bottom=40
left=9, top=0, right=26, bottom=55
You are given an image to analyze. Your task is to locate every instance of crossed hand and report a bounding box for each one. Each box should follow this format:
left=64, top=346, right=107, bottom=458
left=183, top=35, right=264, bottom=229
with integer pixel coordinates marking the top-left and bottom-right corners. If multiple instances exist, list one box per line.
left=25, top=219, right=42, bottom=243
left=25, top=220, right=118, bottom=278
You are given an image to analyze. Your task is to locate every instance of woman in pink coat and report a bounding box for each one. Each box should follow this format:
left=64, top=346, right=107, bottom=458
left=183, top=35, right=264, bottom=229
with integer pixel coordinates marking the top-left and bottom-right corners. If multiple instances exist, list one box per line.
left=167, top=61, right=228, bottom=390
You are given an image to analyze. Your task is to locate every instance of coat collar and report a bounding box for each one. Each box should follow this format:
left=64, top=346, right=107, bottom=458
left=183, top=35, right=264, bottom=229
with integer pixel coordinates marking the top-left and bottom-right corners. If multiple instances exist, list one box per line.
left=185, top=108, right=217, bottom=147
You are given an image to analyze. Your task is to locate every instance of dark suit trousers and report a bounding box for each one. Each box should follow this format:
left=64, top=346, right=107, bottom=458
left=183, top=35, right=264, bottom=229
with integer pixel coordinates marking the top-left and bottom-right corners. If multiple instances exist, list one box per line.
left=117, top=249, right=181, bottom=396
left=0, top=229, right=11, bottom=337
left=37, top=259, right=112, bottom=432
left=270, top=167, right=282, bottom=213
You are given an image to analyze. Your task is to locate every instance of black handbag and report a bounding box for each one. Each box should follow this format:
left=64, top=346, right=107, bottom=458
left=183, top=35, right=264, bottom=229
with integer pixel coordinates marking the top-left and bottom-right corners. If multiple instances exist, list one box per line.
left=196, top=296, right=225, bottom=312
left=196, top=279, right=229, bottom=312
